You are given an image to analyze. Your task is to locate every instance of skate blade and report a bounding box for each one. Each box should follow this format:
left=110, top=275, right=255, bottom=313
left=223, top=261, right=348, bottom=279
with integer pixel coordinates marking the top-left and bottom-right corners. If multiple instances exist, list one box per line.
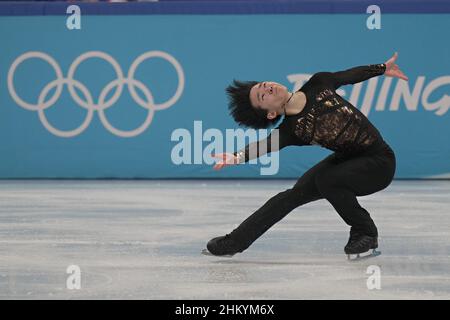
left=201, top=249, right=235, bottom=258
left=347, top=249, right=381, bottom=262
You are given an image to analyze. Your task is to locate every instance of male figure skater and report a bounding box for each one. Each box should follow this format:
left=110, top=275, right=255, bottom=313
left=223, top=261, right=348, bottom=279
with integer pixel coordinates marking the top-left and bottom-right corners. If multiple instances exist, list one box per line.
left=205, top=52, right=408, bottom=259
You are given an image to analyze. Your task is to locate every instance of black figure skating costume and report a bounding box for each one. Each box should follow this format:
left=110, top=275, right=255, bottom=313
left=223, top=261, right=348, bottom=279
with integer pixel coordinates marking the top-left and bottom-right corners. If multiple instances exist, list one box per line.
left=206, top=64, right=396, bottom=258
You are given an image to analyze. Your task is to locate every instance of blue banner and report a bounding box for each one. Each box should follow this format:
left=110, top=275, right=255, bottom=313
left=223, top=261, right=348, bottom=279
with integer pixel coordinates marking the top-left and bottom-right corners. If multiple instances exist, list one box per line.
left=0, top=9, right=449, bottom=178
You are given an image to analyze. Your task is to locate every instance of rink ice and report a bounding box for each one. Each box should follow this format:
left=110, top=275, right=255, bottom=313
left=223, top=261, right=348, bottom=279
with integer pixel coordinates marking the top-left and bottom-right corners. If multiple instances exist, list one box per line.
left=0, top=180, right=449, bottom=299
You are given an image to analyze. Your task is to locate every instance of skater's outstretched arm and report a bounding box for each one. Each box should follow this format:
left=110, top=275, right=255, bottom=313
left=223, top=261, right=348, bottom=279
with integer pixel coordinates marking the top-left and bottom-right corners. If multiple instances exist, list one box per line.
left=212, top=127, right=293, bottom=170
left=329, top=63, right=386, bottom=89
left=318, top=52, right=408, bottom=90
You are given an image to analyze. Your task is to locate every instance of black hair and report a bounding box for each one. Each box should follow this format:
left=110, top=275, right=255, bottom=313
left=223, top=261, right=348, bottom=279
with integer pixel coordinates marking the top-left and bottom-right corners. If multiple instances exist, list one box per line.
left=225, top=79, right=282, bottom=129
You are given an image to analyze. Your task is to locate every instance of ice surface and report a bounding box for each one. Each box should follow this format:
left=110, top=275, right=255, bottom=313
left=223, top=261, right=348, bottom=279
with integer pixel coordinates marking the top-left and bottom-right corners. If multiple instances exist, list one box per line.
left=0, top=180, right=449, bottom=299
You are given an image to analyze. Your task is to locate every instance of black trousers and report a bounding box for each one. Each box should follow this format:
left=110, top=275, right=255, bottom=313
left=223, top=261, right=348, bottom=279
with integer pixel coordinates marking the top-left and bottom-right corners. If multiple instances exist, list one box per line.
left=230, top=142, right=396, bottom=251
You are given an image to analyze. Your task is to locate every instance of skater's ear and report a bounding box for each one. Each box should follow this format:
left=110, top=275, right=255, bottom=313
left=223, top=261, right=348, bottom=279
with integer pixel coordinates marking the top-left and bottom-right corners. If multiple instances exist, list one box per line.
left=266, top=111, right=278, bottom=120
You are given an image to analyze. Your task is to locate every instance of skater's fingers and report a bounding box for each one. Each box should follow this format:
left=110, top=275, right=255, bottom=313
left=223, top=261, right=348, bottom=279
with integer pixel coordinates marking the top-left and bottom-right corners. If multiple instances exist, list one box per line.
left=395, top=69, right=408, bottom=81
left=389, top=52, right=398, bottom=64
left=212, top=153, right=230, bottom=160
left=213, top=161, right=224, bottom=168
left=385, top=52, right=398, bottom=69
left=211, top=153, right=237, bottom=168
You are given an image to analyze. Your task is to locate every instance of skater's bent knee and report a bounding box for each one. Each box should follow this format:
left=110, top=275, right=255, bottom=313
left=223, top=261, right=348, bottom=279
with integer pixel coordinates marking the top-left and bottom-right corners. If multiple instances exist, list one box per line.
left=315, top=172, right=330, bottom=188
left=277, top=188, right=314, bottom=208
left=314, top=172, right=340, bottom=193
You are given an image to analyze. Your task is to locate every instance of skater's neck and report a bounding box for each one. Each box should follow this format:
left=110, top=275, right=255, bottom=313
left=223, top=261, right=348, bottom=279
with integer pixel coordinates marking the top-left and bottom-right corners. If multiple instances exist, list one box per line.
left=284, top=91, right=307, bottom=116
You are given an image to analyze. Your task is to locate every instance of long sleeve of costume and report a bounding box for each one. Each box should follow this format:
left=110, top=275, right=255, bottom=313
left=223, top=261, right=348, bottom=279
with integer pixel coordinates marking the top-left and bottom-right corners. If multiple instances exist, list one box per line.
left=329, top=64, right=386, bottom=89
left=233, top=125, right=294, bottom=164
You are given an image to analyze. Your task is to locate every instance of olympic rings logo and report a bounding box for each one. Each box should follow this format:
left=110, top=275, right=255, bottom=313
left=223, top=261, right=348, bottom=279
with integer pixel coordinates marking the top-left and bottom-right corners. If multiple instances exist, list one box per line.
left=7, top=51, right=185, bottom=137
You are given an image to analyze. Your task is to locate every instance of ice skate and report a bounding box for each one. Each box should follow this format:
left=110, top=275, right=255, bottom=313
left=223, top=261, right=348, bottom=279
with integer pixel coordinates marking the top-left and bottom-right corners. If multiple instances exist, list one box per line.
left=347, top=249, right=381, bottom=261
left=201, top=248, right=235, bottom=258
left=202, top=234, right=242, bottom=258
left=345, top=233, right=381, bottom=261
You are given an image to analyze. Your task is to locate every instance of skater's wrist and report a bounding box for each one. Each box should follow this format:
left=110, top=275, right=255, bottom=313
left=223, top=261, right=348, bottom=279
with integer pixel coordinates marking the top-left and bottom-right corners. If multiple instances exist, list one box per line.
left=234, top=151, right=245, bottom=164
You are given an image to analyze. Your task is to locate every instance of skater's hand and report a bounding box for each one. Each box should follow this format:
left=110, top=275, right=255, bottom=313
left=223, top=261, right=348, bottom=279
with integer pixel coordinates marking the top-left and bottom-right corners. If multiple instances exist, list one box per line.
left=212, top=153, right=239, bottom=170
left=384, top=52, right=408, bottom=81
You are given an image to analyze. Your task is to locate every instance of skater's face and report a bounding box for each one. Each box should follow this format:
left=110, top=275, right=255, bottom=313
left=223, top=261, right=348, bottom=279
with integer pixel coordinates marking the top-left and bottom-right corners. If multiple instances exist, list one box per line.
left=249, top=81, right=290, bottom=119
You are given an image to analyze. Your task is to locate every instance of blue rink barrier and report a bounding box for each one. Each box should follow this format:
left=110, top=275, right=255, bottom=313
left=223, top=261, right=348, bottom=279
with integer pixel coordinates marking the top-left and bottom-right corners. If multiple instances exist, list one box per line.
left=0, top=1, right=449, bottom=179
left=2, top=0, right=450, bottom=15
